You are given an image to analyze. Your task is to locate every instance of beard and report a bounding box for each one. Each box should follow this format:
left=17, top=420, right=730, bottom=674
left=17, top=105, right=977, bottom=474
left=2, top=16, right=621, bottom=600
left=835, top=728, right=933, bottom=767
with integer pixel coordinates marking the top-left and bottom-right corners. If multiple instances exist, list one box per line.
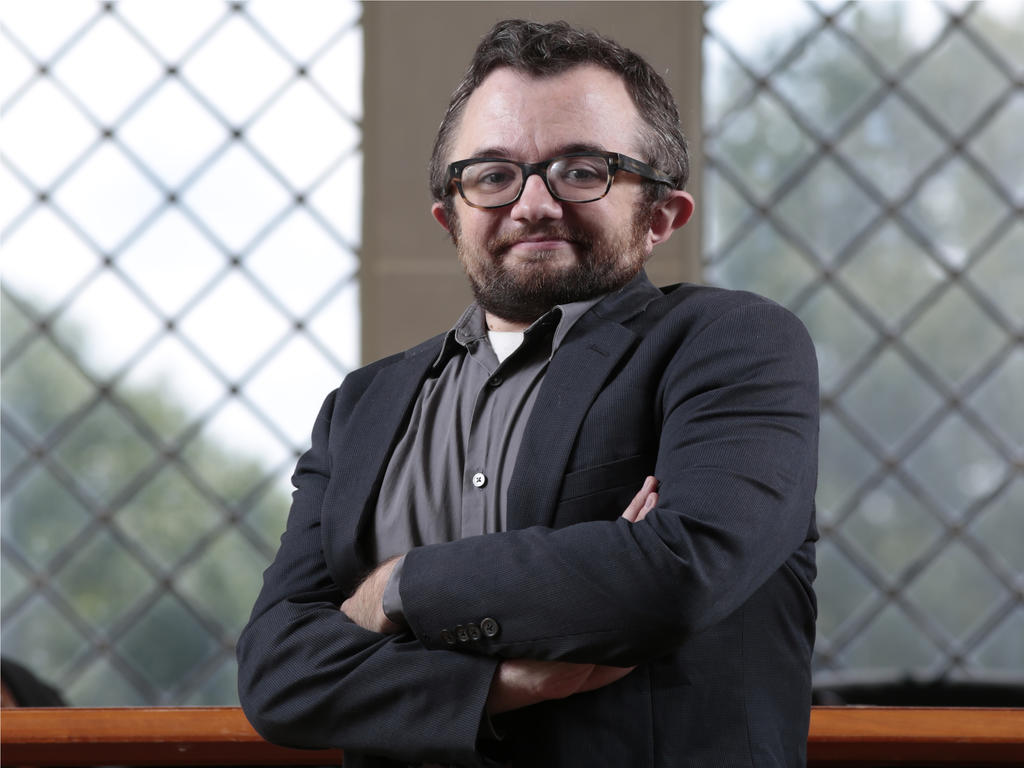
left=452, top=203, right=654, bottom=325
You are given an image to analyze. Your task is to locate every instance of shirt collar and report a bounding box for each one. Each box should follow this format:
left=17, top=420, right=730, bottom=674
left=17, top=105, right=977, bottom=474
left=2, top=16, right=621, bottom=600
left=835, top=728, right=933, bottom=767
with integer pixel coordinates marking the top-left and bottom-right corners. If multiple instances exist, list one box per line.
left=431, top=294, right=607, bottom=372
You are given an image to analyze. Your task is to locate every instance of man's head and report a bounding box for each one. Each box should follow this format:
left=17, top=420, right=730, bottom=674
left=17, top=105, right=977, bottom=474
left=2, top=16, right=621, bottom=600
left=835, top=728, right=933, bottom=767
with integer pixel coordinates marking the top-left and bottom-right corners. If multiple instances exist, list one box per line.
left=430, top=19, right=694, bottom=327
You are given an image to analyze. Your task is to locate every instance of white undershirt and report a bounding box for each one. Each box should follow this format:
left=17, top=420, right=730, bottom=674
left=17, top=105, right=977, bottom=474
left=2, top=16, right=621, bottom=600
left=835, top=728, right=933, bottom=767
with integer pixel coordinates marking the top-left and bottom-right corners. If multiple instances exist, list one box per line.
left=488, top=330, right=525, bottom=363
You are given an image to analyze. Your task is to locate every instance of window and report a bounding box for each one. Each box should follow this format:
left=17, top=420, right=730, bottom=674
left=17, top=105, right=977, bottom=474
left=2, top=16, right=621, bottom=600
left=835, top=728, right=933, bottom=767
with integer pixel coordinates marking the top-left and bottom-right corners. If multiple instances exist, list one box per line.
left=2, top=0, right=362, bottom=705
left=703, top=0, right=1023, bottom=686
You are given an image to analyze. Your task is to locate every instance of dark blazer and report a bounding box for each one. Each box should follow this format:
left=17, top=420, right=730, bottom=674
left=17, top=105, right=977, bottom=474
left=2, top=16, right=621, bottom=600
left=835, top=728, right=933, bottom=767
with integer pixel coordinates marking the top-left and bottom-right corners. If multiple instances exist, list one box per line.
left=237, top=274, right=820, bottom=767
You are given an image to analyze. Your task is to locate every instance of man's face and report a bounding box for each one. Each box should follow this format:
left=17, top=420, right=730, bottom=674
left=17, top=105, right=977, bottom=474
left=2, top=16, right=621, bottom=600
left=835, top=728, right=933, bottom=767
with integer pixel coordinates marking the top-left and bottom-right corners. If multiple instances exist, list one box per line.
left=433, top=65, right=670, bottom=326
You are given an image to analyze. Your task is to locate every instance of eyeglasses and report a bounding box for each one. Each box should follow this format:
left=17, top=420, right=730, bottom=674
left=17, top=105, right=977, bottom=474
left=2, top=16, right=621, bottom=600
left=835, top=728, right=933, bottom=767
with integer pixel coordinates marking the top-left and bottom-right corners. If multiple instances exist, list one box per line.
left=446, top=151, right=674, bottom=209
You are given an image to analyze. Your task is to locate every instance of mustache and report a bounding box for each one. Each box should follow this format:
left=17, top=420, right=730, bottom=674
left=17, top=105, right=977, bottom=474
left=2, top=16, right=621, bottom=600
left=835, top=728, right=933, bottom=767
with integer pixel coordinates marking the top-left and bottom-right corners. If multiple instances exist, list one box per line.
left=486, top=224, right=592, bottom=254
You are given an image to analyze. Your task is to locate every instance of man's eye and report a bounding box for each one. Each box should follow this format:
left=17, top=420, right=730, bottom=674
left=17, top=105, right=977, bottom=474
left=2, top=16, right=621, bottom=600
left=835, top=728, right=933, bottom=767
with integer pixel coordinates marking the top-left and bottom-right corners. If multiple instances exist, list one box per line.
left=480, top=171, right=514, bottom=186
left=555, top=160, right=606, bottom=186
left=466, top=165, right=518, bottom=189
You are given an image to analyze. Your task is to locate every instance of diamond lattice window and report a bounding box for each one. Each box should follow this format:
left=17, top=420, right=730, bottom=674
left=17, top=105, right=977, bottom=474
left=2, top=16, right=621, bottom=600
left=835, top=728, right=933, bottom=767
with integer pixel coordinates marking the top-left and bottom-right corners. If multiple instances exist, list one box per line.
left=703, top=0, right=1023, bottom=686
left=2, top=0, right=362, bottom=705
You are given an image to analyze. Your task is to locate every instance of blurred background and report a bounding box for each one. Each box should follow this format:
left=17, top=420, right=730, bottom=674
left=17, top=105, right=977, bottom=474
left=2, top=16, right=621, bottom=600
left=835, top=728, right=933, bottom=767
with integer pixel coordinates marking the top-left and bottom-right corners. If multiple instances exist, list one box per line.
left=2, top=0, right=1021, bottom=706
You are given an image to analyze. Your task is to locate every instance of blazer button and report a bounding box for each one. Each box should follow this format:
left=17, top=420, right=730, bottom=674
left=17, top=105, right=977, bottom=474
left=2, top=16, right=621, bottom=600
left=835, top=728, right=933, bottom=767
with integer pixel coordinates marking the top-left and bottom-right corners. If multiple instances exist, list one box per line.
left=440, top=629, right=456, bottom=646
left=480, top=617, right=500, bottom=638
left=455, top=625, right=469, bottom=643
left=467, top=623, right=481, bottom=641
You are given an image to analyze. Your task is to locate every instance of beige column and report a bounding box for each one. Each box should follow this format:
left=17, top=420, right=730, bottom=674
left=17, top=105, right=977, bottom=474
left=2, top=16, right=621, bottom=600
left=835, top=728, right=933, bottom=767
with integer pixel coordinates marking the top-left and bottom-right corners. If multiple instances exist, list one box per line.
left=361, top=1, right=703, bottom=362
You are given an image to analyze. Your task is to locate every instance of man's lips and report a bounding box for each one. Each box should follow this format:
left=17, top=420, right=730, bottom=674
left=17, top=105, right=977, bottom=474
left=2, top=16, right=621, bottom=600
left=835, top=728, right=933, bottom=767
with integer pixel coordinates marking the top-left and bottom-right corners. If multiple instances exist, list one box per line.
left=508, top=238, right=572, bottom=250
left=490, top=229, right=582, bottom=255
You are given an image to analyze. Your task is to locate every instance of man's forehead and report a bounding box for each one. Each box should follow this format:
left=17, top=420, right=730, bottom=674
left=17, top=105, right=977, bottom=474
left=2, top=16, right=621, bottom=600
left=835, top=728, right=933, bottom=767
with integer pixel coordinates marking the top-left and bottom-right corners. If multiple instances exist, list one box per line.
left=452, top=64, right=643, bottom=160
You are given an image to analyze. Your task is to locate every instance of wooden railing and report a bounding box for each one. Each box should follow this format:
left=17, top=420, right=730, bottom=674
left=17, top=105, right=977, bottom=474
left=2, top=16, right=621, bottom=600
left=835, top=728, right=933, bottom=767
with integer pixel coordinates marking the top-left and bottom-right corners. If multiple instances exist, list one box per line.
left=2, top=706, right=1023, bottom=766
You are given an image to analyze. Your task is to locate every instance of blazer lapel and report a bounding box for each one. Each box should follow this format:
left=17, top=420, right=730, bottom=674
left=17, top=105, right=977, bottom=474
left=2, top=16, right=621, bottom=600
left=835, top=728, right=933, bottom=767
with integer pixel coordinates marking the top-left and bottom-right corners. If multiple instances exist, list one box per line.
left=324, top=337, right=442, bottom=583
left=506, top=272, right=663, bottom=530
left=507, top=312, right=638, bottom=530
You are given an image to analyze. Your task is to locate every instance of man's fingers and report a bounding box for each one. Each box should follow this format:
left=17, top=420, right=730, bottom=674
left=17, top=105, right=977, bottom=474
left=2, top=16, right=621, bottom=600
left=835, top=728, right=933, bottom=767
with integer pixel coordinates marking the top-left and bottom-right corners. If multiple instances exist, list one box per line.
left=635, top=491, right=658, bottom=522
left=621, top=476, right=658, bottom=522
left=486, top=659, right=635, bottom=714
left=620, top=476, right=655, bottom=521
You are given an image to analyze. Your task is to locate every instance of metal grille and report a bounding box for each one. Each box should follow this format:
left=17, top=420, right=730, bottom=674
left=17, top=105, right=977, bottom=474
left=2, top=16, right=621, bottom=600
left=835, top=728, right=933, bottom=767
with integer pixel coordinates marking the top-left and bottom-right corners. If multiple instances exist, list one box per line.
left=703, top=0, right=1023, bottom=686
left=1, top=0, right=362, bottom=704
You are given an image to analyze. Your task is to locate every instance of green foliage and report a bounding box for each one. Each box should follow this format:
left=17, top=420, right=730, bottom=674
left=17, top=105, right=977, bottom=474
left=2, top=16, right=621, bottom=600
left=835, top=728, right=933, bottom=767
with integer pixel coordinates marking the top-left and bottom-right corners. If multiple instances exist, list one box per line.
left=1, top=292, right=292, bottom=704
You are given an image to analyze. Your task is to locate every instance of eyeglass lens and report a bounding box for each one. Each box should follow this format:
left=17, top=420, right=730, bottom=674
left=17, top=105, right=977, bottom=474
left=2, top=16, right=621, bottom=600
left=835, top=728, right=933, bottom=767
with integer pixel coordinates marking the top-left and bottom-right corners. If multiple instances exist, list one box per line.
left=460, top=156, right=610, bottom=207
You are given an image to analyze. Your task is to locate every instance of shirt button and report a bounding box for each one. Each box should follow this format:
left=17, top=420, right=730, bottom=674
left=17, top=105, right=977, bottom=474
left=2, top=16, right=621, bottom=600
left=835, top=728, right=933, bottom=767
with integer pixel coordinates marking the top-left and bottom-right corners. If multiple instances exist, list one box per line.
left=487, top=375, right=503, bottom=388
left=440, top=629, right=456, bottom=645
left=472, top=472, right=487, bottom=488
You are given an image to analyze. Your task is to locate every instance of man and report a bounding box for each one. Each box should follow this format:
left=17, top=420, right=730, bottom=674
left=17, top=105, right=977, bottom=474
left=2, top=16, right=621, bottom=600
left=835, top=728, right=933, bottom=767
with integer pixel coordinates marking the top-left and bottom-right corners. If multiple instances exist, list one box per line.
left=238, top=19, right=819, bottom=768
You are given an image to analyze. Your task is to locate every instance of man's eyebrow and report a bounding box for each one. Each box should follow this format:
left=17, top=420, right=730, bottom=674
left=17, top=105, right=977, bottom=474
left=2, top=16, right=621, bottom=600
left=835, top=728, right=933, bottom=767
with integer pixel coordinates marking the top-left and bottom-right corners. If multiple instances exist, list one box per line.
left=557, top=142, right=605, bottom=155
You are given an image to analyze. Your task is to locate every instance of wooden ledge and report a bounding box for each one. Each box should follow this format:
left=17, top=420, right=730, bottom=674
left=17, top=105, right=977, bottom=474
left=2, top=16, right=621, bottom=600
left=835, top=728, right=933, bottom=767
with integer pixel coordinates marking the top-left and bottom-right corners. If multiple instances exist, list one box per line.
left=0, top=707, right=341, bottom=766
left=809, top=707, right=1024, bottom=765
left=1, top=706, right=1023, bottom=765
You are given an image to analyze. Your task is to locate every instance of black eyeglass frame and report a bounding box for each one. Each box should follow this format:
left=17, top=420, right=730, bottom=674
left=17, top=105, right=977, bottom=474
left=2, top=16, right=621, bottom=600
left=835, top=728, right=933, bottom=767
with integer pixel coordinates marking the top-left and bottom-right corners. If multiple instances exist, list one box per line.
left=446, top=151, right=675, bottom=209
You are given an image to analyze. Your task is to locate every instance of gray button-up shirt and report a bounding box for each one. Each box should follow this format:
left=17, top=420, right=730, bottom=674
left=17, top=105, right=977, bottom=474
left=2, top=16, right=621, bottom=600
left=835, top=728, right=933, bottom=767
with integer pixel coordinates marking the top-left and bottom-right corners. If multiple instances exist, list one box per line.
left=374, top=296, right=602, bottom=619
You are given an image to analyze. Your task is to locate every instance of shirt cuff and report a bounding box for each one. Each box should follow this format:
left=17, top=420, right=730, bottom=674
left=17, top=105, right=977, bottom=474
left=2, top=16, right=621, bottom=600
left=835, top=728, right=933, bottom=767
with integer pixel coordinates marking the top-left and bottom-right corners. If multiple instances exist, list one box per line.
left=381, top=554, right=406, bottom=625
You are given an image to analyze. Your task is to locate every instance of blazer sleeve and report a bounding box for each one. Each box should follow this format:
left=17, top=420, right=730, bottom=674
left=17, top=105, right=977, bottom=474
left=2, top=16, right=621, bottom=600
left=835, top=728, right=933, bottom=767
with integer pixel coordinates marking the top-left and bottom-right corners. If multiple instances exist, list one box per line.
left=399, top=299, right=820, bottom=665
left=236, top=388, right=500, bottom=765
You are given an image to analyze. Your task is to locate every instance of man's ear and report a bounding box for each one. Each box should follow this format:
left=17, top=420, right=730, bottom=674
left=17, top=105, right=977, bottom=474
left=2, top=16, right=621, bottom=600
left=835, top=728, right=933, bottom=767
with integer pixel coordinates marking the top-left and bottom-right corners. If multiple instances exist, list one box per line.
left=649, top=190, right=695, bottom=247
left=431, top=201, right=452, bottom=233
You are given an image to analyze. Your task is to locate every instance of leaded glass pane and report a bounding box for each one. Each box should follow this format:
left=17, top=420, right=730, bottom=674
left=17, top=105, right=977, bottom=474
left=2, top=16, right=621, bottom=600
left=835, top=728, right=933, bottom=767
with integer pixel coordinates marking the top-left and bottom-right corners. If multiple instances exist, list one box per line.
left=903, top=157, right=1008, bottom=268
left=774, top=156, right=881, bottom=263
left=970, top=477, right=1024, bottom=573
left=840, top=602, right=942, bottom=675
left=176, top=528, right=268, bottom=636
left=970, top=221, right=1024, bottom=327
left=903, top=284, right=1008, bottom=387
left=902, top=28, right=1009, bottom=136
left=834, top=1, right=946, bottom=74
left=2, top=464, right=91, bottom=563
left=65, top=656, right=148, bottom=707
left=772, top=26, right=880, bottom=137
left=840, top=478, right=943, bottom=582
left=972, top=608, right=1024, bottom=674
left=838, top=222, right=944, bottom=327
left=840, top=349, right=943, bottom=452
left=836, top=95, right=945, bottom=202
left=115, top=593, right=220, bottom=695
left=904, top=541, right=1010, bottom=642
left=52, top=529, right=156, bottom=632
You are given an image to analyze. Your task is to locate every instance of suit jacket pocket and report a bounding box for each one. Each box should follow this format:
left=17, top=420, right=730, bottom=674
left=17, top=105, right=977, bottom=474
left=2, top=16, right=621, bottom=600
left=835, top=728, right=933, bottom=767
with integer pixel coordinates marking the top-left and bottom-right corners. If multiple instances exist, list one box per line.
left=556, top=454, right=654, bottom=526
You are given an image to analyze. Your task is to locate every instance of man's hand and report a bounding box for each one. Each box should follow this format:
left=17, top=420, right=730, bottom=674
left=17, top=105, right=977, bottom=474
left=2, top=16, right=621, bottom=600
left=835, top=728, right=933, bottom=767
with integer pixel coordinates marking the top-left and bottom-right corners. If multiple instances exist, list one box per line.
left=486, top=658, right=635, bottom=714
left=340, top=556, right=402, bottom=633
left=621, top=475, right=658, bottom=523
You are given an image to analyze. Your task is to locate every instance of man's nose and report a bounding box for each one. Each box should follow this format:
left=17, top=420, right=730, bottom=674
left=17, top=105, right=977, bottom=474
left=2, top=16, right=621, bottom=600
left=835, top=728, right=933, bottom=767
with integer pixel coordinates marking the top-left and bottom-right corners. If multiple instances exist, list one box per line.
left=510, top=173, right=563, bottom=222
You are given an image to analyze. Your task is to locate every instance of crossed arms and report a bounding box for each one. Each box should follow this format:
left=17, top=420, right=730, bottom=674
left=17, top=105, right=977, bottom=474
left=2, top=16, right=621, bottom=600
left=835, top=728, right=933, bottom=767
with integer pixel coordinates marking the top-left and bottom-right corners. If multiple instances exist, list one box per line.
left=236, top=298, right=819, bottom=764
left=339, top=476, right=660, bottom=714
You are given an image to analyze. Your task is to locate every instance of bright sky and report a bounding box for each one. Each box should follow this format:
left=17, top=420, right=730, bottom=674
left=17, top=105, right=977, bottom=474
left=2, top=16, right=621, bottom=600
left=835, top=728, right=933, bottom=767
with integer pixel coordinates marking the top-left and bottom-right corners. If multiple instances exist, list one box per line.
left=2, top=1, right=362, bottom=475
